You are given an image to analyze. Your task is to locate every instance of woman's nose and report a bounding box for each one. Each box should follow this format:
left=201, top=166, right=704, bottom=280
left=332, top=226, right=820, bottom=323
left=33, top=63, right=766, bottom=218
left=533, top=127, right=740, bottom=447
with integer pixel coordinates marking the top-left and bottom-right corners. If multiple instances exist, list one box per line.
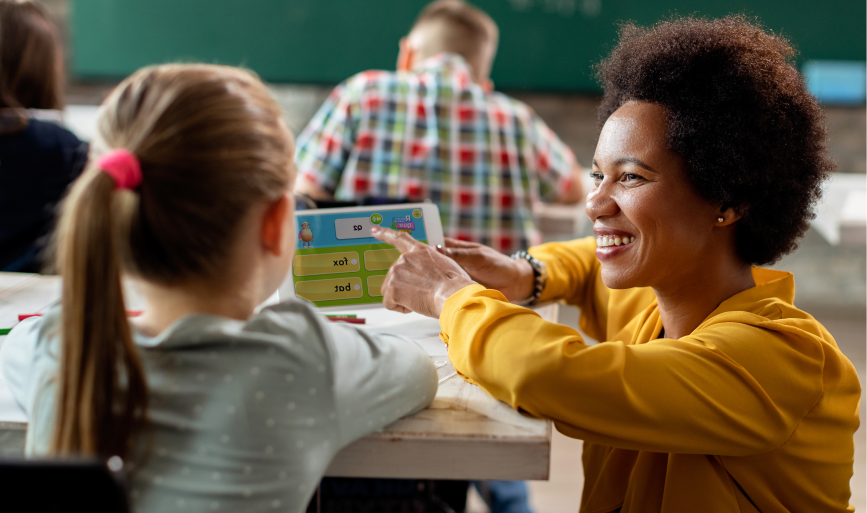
left=585, top=181, right=619, bottom=221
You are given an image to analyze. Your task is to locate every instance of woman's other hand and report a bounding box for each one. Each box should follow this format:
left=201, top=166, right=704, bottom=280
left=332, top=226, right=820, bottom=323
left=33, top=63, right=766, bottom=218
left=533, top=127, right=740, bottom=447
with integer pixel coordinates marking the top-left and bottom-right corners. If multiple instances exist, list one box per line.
left=438, top=238, right=535, bottom=303
left=370, top=227, right=477, bottom=318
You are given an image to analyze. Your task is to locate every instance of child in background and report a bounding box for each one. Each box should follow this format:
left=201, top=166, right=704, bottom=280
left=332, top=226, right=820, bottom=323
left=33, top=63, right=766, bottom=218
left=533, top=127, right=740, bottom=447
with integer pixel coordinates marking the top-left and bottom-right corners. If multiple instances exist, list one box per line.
left=295, top=0, right=584, bottom=255
left=297, top=3, right=548, bottom=509
left=0, top=0, right=87, bottom=272
left=0, top=64, right=437, bottom=513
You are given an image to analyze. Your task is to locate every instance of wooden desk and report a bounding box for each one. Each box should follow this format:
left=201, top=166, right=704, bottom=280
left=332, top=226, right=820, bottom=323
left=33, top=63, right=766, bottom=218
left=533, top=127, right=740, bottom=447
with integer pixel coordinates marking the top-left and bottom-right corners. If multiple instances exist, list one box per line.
left=0, top=273, right=554, bottom=480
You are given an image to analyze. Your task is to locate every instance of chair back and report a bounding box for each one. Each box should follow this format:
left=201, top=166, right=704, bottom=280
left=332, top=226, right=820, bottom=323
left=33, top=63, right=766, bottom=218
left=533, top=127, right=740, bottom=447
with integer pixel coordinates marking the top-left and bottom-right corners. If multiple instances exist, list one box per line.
left=0, top=457, right=129, bottom=512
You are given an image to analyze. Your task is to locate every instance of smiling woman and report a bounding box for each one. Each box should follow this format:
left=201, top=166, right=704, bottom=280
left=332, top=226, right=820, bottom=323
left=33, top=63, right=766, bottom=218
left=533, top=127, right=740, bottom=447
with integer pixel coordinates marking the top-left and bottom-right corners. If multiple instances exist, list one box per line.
left=586, top=100, right=759, bottom=338
left=595, top=16, right=833, bottom=268
left=370, top=14, right=861, bottom=513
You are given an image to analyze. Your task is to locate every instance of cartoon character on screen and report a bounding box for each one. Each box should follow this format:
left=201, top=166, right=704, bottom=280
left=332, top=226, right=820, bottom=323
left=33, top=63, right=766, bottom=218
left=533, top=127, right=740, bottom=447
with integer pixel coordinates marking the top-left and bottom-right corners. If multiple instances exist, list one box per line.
left=298, top=221, right=314, bottom=248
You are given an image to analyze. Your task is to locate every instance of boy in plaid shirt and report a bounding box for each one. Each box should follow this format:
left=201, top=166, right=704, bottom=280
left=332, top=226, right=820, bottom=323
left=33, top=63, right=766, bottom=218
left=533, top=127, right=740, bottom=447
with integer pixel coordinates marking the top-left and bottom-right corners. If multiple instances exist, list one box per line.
left=295, top=0, right=583, bottom=253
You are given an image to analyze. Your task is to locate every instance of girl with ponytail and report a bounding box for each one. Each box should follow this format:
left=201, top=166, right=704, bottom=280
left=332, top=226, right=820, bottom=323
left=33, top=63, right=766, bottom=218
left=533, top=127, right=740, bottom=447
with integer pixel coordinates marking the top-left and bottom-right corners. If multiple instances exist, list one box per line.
left=0, top=64, right=437, bottom=512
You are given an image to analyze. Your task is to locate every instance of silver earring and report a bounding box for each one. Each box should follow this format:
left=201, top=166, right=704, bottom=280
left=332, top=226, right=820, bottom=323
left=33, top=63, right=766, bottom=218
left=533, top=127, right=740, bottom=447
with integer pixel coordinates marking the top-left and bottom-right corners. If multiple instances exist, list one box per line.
left=717, top=217, right=725, bottom=223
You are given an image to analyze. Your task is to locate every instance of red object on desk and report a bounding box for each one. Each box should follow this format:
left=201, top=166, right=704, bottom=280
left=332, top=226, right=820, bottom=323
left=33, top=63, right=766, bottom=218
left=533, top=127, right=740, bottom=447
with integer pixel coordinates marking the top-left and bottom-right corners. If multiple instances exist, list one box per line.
left=18, top=311, right=144, bottom=322
left=326, top=316, right=366, bottom=324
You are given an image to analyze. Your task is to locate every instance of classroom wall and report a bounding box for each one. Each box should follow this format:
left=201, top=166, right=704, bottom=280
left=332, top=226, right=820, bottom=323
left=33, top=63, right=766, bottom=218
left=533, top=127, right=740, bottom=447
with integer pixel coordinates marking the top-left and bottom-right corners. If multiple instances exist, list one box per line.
left=71, top=0, right=865, bottom=92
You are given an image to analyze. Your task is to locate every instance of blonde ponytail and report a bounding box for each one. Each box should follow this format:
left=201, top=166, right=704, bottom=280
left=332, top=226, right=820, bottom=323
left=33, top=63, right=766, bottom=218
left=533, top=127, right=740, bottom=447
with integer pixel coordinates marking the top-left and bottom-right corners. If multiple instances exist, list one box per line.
left=53, top=169, right=147, bottom=458
left=50, top=64, right=293, bottom=460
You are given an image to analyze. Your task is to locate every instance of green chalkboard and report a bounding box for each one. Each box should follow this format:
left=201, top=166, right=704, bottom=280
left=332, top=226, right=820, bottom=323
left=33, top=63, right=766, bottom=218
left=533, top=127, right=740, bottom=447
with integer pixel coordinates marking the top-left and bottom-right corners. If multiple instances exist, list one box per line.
left=71, top=0, right=866, bottom=92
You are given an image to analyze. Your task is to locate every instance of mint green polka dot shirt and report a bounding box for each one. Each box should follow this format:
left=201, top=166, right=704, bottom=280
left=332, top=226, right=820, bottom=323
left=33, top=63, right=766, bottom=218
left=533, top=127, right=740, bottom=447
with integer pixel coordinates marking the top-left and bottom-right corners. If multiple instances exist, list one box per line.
left=1, top=299, right=437, bottom=513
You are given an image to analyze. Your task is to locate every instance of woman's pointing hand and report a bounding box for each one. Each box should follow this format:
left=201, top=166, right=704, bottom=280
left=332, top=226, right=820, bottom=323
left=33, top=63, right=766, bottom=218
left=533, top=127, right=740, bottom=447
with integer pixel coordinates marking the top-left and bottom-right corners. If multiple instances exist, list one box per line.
left=370, top=227, right=476, bottom=318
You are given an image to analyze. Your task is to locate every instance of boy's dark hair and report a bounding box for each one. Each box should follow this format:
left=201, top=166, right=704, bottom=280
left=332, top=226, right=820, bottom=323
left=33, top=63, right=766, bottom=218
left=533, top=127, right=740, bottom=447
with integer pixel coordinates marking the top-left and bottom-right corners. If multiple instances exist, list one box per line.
left=411, top=0, right=499, bottom=81
left=596, top=15, right=834, bottom=265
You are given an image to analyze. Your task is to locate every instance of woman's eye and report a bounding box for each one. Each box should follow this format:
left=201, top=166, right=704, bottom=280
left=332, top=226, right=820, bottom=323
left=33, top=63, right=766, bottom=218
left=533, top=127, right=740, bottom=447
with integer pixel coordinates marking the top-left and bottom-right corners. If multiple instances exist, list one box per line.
left=590, top=171, right=603, bottom=182
left=622, top=173, right=644, bottom=182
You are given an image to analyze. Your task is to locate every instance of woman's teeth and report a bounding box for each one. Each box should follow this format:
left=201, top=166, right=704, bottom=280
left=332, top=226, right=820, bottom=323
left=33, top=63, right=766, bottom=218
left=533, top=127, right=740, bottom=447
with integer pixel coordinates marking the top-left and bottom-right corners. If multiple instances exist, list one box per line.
left=596, top=235, right=636, bottom=247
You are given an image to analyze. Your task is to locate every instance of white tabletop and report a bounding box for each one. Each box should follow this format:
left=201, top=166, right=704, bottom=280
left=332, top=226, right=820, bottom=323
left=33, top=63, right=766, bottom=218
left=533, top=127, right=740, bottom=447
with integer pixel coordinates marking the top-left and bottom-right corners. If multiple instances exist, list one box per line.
left=0, top=273, right=553, bottom=479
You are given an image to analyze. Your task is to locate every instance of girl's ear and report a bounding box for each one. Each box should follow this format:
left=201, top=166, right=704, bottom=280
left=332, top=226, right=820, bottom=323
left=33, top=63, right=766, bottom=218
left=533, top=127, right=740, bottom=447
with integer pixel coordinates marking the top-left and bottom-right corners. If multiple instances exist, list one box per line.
left=261, top=193, right=292, bottom=256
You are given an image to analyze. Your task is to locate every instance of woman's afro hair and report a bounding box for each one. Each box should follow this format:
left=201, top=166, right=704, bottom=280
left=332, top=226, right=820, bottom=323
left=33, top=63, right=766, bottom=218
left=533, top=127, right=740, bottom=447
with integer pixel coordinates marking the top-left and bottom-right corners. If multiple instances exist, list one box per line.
left=596, top=15, right=834, bottom=265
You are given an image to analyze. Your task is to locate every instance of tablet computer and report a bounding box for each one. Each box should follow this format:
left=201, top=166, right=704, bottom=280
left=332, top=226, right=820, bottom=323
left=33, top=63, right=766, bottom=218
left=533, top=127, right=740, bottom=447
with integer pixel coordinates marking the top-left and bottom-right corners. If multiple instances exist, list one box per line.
left=291, top=203, right=444, bottom=310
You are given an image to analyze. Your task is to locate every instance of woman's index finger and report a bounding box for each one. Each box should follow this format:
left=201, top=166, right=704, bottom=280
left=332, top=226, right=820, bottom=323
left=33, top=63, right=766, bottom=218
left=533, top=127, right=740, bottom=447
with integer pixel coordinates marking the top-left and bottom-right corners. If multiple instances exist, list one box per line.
left=370, top=226, right=422, bottom=253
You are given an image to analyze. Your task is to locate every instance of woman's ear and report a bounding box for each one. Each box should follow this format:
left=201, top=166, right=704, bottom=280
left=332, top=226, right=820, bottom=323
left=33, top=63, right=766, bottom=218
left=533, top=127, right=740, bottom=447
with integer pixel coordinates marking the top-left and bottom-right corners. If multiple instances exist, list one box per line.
left=261, top=193, right=292, bottom=256
left=716, top=206, right=742, bottom=227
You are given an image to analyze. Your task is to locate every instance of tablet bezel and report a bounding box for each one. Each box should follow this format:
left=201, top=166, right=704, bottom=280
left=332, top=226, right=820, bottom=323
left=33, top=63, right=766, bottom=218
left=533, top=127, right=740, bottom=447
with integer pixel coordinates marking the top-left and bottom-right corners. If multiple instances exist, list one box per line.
left=286, top=203, right=444, bottom=311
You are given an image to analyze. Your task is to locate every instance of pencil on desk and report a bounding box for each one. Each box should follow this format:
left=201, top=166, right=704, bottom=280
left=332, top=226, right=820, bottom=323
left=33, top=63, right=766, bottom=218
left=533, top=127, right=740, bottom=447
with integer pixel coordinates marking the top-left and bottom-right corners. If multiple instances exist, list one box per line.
left=326, top=316, right=366, bottom=324
left=4, top=310, right=147, bottom=335
left=18, top=310, right=143, bottom=322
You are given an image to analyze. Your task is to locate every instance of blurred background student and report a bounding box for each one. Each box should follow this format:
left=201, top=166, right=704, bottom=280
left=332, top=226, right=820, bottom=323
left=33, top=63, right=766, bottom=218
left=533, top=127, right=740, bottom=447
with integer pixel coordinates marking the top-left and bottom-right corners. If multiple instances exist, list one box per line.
left=295, top=0, right=584, bottom=254
left=0, top=0, right=87, bottom=272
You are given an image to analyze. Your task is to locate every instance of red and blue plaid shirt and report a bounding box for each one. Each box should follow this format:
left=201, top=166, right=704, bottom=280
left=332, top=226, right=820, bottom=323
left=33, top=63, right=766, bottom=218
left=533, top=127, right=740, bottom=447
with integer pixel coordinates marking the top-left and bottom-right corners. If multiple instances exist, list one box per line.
left=295, top=54, right=576, bottom=252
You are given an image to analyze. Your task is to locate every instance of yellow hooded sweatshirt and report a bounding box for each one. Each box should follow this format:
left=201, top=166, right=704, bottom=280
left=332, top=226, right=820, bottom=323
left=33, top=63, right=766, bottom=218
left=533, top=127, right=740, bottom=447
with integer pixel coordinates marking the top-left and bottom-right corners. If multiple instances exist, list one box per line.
left=439, top=236, right=860, bottom=513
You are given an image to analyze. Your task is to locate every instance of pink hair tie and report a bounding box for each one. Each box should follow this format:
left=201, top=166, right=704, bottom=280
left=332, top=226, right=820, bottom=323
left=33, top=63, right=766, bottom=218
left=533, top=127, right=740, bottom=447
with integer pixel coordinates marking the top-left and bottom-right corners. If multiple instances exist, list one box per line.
left=96, top=149, right=142, bottom=190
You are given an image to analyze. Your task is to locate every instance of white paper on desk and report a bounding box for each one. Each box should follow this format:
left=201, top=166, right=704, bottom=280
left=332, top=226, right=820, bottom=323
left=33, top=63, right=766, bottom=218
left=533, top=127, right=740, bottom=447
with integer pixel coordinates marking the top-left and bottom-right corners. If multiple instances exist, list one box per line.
left=326, top=309, right=447, bottom=356
left=332, top=309, right=440, bottom=337
left=361, top=312, right=447, bottom=356
left=0, top=276, right=61, bottom=330
left=361, top=314, right=445, bottom=358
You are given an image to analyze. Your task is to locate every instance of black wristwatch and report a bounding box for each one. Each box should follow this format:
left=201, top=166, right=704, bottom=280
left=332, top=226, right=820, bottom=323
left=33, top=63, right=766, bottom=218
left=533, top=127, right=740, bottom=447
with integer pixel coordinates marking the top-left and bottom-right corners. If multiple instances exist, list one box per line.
left=510, top=251, right=547, bottom=306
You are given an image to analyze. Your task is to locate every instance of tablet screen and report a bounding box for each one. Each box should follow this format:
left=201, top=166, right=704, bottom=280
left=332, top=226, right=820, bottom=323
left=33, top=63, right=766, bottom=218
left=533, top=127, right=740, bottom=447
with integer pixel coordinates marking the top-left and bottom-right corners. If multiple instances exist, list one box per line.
left=293, top=207, right=428, bottom=307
